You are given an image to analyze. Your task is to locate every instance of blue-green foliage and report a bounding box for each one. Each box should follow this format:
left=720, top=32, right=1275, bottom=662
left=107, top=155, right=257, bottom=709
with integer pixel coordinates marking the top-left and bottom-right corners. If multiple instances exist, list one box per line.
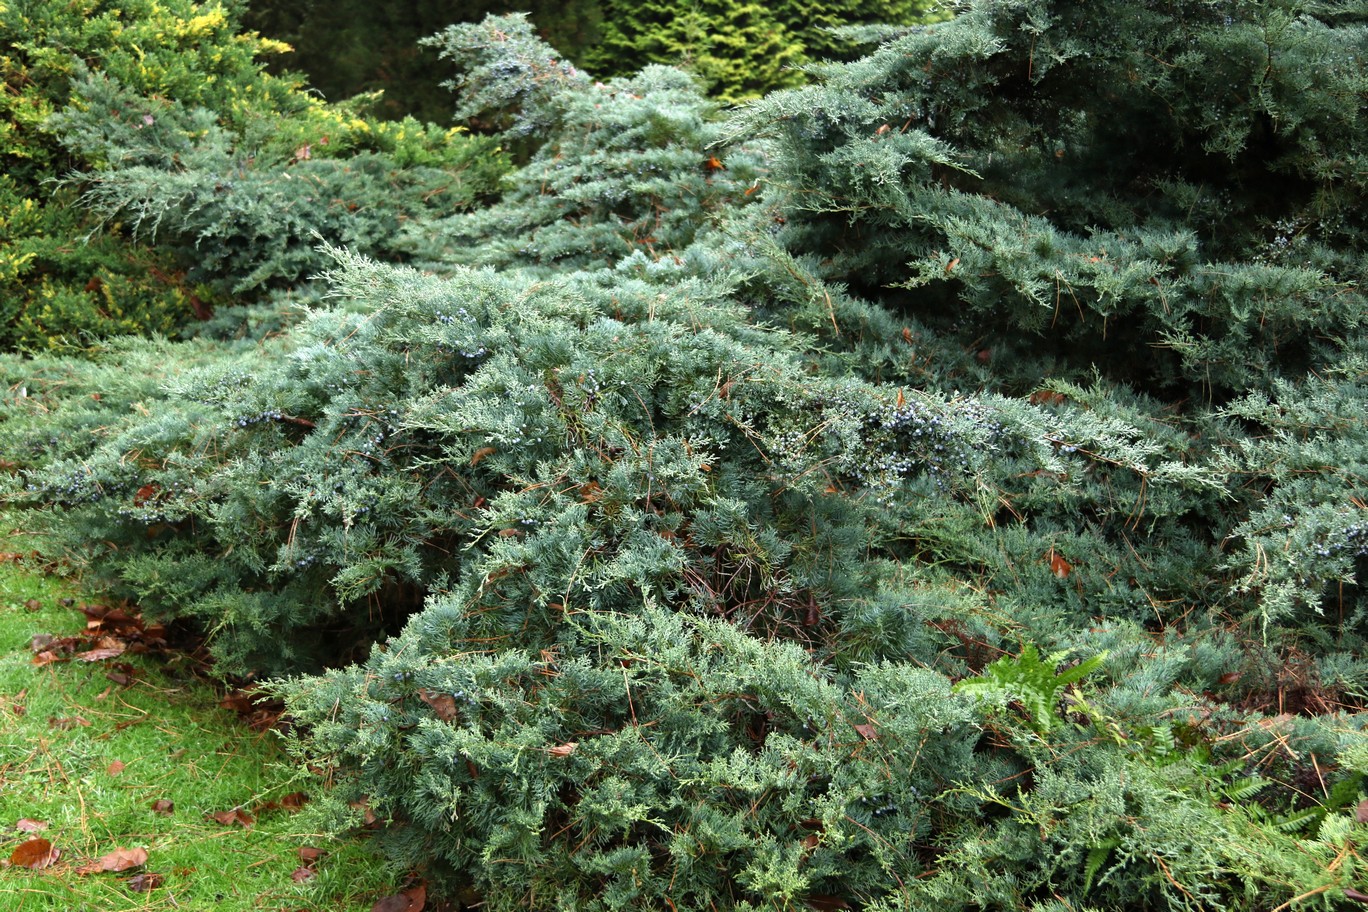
left=283, top=608, right=979, bottom=910
left=729, top=0, right=1368, bottom=400
left=1221, top=350, right=1368, bottom=635
left=4, top=4, right=1368, bottom=910
left=54, top=69, right=506, bottom=294
left=3, top=246, right=1066, bottom=675
left=411, top=21, right=766, bottom=272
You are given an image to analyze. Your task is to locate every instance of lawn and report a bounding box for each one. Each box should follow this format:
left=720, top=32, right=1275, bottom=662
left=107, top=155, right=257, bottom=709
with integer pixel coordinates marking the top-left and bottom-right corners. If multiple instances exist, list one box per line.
left=0, top=524, right=396, bottom=911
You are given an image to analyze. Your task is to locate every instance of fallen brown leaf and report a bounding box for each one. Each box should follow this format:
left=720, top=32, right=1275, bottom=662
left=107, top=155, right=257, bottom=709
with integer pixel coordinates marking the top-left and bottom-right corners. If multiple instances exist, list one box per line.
left=9, top=837, right=59, bottom=869
left=372, top=883, right=426, bottom=912
left=149, top=799, right=175, bottom=815
left=1357, top=798, right=1368, bottom=824
left=15, top=819, right=48, bottom=833
left=1028, top=390, right=1067, bottom=407
left=23, top=599, right=41, bottom=612
left=91, top=847, right=148, bottom=872
left=126, top=871, right=164, bottom=892
left=298, top=846, right=325, bottom=863
left=291, top=866, right=316, bottom=883
left=547, top=741, right=577, bottom=758
left=208, top=808, right=255, bottom=828
left=49, top=715, right=90, bottom=729
left=107, top=760, right=125, bottom=777
left=852, top=722, right=878, bottom=741
left=80, top=604, right=142, bottom=634
left=260, top=791, right=309, bottom=813
left=219, top=687, right=286, bottom=731
left=349, top=799, right=379, bottom=827
left=218, top=689, right=259, bottom=713
left=418, top=689, right=459, bottom=722
left=76, top=640, right=126, bottom=662
left=32, top=634, right=83, bottom=666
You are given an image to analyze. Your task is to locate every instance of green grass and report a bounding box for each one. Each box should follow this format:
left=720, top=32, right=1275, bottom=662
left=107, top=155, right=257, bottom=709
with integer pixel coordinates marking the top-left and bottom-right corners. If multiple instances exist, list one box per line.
left=0, top=528, right=396, bottom=910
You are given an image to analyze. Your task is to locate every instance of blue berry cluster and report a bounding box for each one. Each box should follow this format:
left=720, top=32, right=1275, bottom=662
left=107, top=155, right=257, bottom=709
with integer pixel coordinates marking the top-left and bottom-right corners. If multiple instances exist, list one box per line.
left=289, top=552, right=319, bottom=570
left=431, top=307, right=488, bottom=361
left=234, top=408, right=284, bottom=428
left=578, top=368, right=604, bottom=407
left=853, top=395, right=1004, bottom=496
left=32, top=467, right=104, bottom=505
left=1309, top=520, right=1368, bottom=560
left=856, top=793, right=904, bottom=819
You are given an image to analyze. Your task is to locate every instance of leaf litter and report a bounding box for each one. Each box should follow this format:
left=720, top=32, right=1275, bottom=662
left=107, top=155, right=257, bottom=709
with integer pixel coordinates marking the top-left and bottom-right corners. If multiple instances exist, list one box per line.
left=7, top=837, right=59, bottom=869
left=29, top=600, right=167, bottom=668
left=207, top=807, right=255, bottom=828
left=126, top=871, right=164, bottom=891
left=372, top=882, right=426, bottom=912
left=75, top=846, right=147, bottom=874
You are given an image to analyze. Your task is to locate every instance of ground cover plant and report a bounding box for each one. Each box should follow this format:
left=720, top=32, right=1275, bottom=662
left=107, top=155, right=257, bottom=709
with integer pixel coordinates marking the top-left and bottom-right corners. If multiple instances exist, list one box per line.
left=2, top=1, right=1368, bottom=910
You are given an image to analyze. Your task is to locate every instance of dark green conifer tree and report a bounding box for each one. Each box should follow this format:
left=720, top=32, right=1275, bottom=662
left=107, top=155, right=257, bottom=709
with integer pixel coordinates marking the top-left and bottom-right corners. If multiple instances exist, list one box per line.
left=243, top=0, right=606, bottom=121
left=585, top=0, right=944, bottom=101
left=241, top=0, right=941, bottom=111
left=732, top=0, right=1368, bottom=400
left=586, top=0, right=808, bottom=102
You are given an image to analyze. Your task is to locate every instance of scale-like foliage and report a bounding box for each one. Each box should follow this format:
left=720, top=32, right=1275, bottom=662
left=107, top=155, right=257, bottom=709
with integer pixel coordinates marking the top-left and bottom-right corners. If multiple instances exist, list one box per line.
left=55, top=69, right=504, bottom=293
left=6, top=245, right=1066, bottom=675
left=730, top=0, right=1368, bottom=401
left=278, top=608, right=980, bottom=910
left=0, top=0, right=299, bottom=346
left=4, top=3, right=1368, bottom=910
left=413, top=17, right=764, bottom=271
left=1221, top=348, right=1368, bottom=636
